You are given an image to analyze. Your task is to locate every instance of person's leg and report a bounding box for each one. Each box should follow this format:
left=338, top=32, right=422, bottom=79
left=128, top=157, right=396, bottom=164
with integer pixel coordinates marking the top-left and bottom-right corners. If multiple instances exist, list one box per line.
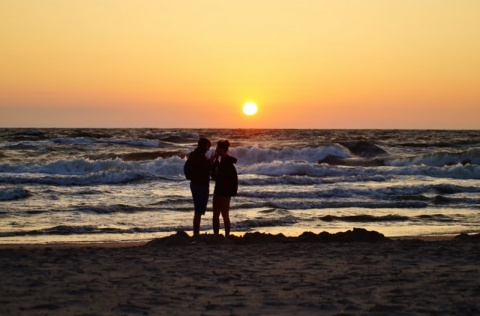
left=212, top=194, right=221, bottom=235
left=193, top=214, right=201, bottom=236
left=191, top=184, right=209, bottom=236
left=220, top=197, right=231, bottom=236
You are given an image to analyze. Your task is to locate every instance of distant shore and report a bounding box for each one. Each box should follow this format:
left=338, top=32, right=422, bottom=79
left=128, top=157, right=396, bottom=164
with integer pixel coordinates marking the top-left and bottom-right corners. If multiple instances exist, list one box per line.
left=1, top=230, right=479, bottom=315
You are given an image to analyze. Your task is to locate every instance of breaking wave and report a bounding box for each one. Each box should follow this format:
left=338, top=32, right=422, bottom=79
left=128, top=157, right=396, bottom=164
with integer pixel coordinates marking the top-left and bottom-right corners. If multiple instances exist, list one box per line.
left=265, top=200, right=429, bottom=210
left=387, top=148, right=480, bottom=167
left=1, top=154, right=480, bottom=187
left=231, top=145, right=351, bottom=164
left=319, top=214, right=457, bottom=223
left=235, top=216, right=299, bottom=231
left=320, top=215, right=410, bottom=223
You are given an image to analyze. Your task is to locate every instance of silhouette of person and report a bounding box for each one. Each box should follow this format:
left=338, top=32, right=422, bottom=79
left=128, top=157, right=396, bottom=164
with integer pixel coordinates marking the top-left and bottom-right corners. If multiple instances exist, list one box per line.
left=186, top=138, right=214, bottom=236
left=211, top=140, right=238, bottom=236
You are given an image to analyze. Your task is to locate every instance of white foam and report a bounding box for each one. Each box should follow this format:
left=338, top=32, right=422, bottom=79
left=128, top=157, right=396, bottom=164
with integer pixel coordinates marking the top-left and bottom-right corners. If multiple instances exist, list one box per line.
left=1, top=148, right=479, bottom=188
left=230, top=145, right=351, bottom=164
left=0, top=156, right=187, bottom=185
left=387, top=148, right=480, bottom=167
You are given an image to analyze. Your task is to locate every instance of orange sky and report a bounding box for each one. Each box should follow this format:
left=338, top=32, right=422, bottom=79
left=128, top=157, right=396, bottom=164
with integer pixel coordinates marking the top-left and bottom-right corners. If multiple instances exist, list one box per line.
left=1, top=0, right=479, bottom=128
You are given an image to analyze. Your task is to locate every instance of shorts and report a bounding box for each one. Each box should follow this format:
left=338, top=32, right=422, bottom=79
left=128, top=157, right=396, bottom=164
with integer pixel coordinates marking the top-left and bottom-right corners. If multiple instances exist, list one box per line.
left=190, top=183, right=209, bottom=215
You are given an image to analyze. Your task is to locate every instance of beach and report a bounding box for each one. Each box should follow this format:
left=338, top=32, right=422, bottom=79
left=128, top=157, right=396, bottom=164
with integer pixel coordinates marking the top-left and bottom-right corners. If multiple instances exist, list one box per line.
left=1, top=230, right=479, bottom=315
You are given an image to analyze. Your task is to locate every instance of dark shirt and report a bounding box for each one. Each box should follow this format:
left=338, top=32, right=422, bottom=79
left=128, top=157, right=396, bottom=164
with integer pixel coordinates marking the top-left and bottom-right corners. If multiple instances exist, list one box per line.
left=212, top=155, right=238, bottom=197
left=188, top=148, right=211, bottom=187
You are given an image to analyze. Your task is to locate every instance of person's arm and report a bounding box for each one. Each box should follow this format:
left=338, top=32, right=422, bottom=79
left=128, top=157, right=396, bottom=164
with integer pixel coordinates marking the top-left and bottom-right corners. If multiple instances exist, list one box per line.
left=211, top=158, right=220, bottom=181
left=229, top=163, right=238, bottom=196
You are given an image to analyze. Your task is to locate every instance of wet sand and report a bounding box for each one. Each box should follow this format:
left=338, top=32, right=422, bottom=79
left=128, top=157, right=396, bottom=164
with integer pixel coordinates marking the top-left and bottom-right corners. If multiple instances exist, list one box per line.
left=1, top=230, right=479, bottom=315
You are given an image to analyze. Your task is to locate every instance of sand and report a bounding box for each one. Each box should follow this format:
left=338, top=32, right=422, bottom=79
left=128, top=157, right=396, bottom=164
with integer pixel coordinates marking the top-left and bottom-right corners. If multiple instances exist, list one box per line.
left=1, top=230, right=479, bottom=315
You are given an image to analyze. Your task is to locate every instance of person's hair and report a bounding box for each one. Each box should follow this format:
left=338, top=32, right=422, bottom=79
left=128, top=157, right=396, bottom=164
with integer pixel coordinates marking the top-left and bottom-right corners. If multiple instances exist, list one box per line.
left=217, top=139, right=230, bottom=151
left=197, top=137, right=211, bottom=148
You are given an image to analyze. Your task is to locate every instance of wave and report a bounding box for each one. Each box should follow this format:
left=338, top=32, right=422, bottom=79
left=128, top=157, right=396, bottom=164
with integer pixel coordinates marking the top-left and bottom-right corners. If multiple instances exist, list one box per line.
left=0, top=156, right=185, bottom=185
left=0, top=156, right=185, bottom=176
left=1, top=146, right=479, bottom=187
left=319, top=146, right=480, bottom=168
left=98, top=138, right=162, bottom=148
left=320, top=214, right=410, bottom=223
left=3, top=142, right=47, bottom=151
left=72, top=201, right=194, bottom=214
left=264, top=200, right=429, bottom=210
left=230, top=145, right=351, bottom=164
left=387, top=148, right=480, bottom=167
left=74, top=204, right=151, bottom=214
left=0, top=187, right=30, bottom=201
left=67, top=130, right=114, bottom=139
left=0, top=171, right=146, bottom=186
left=144, top=131, right=200, bottom=143
left=240, top=183, right=480, bottom=200
left=318, top=156, right=385, bottom=167
left=3, top=137, right=165, bottom=153
left=234, top=216, right=298, bottom=231
left=5, top=129, right=48, bottom=141
left=2, top=152, right=353, bottom=180
left=240, top=174, right=391, bottom=185
left=0, top=225, right=183, bottom=238
left=338, top=141, right=388, bottom=158
left=318, top=213, right=457, bottom=223
left=241, top=160, right=480, bottom=180
left=416, top=214, right=460, bottom=222
left=2, top=159, right=480, bottom=187
left=396, top=139, right=480, bottom=148
left=120, top=151, right=183, bottom=161
left=0, top=157, right=169, bottom=185
left=52, top=137, right=164, bottom=148
left=17, top=129, right=45, bottom=137
left=51, top=137, right=95, bottom=146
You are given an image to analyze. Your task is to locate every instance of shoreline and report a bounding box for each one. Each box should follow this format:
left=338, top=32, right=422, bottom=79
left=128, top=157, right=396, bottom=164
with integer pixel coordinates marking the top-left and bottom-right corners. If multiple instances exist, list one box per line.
left=0, top=230, right=466, bottom=249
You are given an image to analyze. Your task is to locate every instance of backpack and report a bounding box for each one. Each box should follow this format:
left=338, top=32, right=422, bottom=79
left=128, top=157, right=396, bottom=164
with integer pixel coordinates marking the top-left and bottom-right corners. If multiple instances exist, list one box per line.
left=184, top=155, right=194, bottom=180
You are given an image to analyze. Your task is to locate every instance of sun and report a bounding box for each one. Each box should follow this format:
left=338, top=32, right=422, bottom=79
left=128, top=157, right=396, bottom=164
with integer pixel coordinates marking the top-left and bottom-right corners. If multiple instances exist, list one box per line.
left=243, top=102, right=258, bottom=116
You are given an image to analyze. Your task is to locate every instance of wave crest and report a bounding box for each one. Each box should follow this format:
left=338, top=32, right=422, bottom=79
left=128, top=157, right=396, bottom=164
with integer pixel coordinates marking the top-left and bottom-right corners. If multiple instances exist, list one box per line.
left=0, top=187, right=30, bottom=201
left=387, top=148, right=480, bottom=167
left=231, top=145, right=351, bottom=164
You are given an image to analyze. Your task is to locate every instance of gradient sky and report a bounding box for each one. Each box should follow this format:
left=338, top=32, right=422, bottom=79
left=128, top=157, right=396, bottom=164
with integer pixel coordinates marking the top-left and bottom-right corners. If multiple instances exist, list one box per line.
left=1, top=0, right=479, bottom=129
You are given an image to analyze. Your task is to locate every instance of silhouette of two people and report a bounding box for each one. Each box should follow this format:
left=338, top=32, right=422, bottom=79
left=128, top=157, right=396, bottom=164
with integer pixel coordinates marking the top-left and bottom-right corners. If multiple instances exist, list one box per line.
left=185, top=138, right=238, bottom=237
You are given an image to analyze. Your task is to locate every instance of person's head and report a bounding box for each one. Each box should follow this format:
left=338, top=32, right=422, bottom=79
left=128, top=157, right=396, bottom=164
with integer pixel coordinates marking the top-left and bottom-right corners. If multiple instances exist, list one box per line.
left=197, top=137, right=211, bottom=153
left=215, top=140, right=230, bottom=157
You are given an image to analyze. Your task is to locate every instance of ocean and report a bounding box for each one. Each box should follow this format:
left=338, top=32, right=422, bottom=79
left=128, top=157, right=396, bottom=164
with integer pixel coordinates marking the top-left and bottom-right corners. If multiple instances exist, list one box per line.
left=1, top=128, right=479, bottom=244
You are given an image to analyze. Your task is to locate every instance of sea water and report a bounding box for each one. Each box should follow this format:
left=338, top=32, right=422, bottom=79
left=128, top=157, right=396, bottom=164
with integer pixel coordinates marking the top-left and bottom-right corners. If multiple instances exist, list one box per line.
left=1, top=129, right=479, bottom=243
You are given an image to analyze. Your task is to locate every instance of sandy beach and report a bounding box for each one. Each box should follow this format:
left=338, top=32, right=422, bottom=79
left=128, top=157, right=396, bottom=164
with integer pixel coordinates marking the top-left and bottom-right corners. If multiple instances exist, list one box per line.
left=1, top=230, right=480, bottom=315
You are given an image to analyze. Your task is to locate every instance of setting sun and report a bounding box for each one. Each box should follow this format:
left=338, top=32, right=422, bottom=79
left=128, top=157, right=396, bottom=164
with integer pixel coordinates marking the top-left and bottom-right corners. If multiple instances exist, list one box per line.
left=243, top=102, right=258, bottom=116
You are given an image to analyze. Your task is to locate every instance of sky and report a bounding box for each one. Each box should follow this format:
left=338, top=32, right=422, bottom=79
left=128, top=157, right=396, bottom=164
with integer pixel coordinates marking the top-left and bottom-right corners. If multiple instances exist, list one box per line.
left=1, top=0, right=479, bottom=129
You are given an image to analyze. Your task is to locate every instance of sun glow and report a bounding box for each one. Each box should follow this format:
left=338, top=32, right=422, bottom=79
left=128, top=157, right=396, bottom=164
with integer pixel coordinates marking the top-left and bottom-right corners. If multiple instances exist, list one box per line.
left=1, top=2, right=479, bottom=128
left=243, top=102, right=258, bottom=116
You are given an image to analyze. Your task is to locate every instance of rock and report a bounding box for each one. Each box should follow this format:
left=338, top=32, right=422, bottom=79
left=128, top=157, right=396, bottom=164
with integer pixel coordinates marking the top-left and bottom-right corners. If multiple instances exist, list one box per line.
left=237, top=232, right=289, bottom=244
left=339, top=141, right=387, bottom=158
left=454, top=233, right=480, bottom=242
left=146, top=230, right=191, bottom=247
left=146, top=229, right=390, bottom=247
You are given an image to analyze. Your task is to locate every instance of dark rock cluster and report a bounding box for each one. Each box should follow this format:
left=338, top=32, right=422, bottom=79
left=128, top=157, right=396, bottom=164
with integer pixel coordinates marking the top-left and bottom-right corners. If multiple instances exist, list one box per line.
left=146, top=228, right=390, bottom=247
